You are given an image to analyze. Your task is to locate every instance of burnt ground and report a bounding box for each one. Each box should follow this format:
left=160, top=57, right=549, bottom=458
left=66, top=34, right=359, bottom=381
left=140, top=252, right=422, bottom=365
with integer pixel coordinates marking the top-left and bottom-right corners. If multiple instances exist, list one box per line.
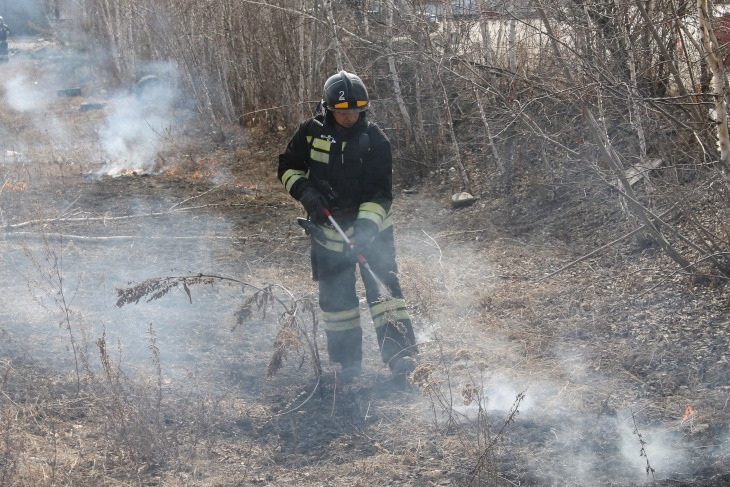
left=1, top=38, right=730, bottom=487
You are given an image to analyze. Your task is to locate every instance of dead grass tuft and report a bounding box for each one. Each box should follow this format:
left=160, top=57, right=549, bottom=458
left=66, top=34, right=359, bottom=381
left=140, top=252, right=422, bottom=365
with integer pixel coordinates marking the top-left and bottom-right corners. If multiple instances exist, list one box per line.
left=411, top=363, right=439, bottom=391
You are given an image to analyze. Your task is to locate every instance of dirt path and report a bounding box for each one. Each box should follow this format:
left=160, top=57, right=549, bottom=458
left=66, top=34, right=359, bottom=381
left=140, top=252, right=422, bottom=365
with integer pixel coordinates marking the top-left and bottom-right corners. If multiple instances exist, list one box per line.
left=1, top=39, right=729, bottom=487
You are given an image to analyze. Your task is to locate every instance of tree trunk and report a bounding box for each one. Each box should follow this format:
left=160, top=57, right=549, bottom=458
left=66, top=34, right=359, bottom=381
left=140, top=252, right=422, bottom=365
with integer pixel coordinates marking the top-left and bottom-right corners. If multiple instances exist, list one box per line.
left=698, top=0, right=730, bottom=172
left=618, top=0, right=647, bottom=161
left=385, top=0, right=414, bottom=145
left=324, top=0, right=343, bottom=69
left=472, top=83, right=504, bottom=172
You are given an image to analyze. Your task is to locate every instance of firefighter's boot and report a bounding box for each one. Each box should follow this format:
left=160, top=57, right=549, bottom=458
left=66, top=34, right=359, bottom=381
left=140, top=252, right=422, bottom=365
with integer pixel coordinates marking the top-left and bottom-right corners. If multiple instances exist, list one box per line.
left=326, top=327, right=363, bottom=383
left=376, top=320, right=417, bottom=381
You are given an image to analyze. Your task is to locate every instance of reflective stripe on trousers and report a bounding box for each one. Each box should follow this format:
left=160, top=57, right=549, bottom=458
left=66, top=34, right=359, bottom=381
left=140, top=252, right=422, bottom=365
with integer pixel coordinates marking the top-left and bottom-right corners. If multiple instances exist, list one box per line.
left=314, top=226, right=416, bottom=363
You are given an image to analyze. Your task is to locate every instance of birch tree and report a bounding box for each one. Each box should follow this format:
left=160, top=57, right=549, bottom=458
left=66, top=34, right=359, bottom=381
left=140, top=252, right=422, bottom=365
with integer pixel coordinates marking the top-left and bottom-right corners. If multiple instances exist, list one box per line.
left=698, top=0, right=730, bottom=172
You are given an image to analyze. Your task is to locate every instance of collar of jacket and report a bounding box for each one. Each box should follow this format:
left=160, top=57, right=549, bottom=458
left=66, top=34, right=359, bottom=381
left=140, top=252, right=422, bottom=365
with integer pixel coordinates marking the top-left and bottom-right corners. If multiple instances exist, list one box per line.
left=323, top=111, right=368, bottom=138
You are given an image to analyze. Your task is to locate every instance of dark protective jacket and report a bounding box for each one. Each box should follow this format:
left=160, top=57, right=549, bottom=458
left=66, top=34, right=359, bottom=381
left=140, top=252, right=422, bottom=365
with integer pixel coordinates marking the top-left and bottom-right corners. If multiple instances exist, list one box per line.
left=0, top=23, right=9, bottom=42
left=278, top=112, right=393, bottom=235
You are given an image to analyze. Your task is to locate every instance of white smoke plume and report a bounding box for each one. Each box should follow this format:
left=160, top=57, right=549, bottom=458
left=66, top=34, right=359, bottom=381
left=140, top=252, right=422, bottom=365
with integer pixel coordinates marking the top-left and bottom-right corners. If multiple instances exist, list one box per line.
left=97, top=61, right=184, bottom=177
left=4, top=74, right=51, bottom=112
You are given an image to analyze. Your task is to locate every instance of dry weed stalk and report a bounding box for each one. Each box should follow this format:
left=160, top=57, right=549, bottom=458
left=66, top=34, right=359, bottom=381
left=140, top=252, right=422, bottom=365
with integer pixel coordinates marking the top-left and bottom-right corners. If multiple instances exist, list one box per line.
left=115, top=274, right=219, bottom=307
left=95, top=329, right=182, bottom=468
left=469, top=392, right=524, bottom=486
left=267, top=300, right=320, bottom=378
left=148, top=323, right=163, bottom=410
left=96, top=330, right=131, bottom=450
left=116, top=274, right=322, bottom=381
left=630, top=410, right=656, bottom=480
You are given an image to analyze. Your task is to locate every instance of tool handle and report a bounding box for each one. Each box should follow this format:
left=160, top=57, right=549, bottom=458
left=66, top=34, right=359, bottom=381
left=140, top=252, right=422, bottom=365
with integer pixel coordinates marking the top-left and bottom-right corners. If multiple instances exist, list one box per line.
left=324, top=208, right=367, bottom=264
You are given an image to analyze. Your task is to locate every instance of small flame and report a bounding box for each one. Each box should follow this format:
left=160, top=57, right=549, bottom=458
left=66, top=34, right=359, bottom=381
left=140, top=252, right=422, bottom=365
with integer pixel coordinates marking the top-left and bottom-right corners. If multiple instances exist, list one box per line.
left=234, top=182, right=258, bottom=191
left=163, top=158, right=220, bottom=180
left=192, top=157, right=216, bottom=180
left=2, top=180, right=28, bottom=192
left=682, top=405, right=697, bottom=421
left=103, top=164, right=146, bottom=178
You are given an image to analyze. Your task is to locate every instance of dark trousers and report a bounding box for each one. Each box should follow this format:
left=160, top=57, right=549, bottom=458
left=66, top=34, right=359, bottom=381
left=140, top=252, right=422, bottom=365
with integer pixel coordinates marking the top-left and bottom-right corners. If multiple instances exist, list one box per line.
left=314, top=226, right=417, bottom=368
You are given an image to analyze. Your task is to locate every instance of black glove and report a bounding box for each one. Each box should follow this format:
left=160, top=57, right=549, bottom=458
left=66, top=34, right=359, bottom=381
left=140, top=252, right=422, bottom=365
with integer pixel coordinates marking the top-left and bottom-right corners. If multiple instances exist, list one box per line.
left=350, top=219, right=379, bottom=257
left=299, top=187, right=329, bottom=224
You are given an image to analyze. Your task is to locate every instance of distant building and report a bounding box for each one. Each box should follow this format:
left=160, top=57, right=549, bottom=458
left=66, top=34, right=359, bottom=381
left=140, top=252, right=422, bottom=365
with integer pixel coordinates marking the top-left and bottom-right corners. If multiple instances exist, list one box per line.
left=368, top=0, right=535, bottom=21
left=424, top=0, right=480, bottom=18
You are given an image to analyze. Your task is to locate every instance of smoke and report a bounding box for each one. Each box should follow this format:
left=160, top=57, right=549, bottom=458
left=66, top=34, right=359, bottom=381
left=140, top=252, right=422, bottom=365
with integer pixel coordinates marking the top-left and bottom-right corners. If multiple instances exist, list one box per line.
left=444, top=372, right=697, bottom=485
left=617, top=418, right=677, bottom=477
left=2, top=0, right=47, bottom=35
left=2, top=69, right=74, bottom=159
left=4, top=74, right=52, bottom=112
left=0, top=46, right=215, bottom=373
left=484, top=375, right=533, bottom=411
left=0, top=206, right=243, bottom=375
left=98, top=61, right=185, bottom=176
left=1, top=49, right=186, bottom=175
left=395, top=204, right=709, bottom=485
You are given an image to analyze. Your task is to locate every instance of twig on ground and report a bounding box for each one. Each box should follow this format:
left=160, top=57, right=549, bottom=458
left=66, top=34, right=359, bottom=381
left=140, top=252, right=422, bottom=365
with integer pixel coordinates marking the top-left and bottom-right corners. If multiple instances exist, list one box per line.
left=421, top=229, right=444, bottom=265
left=434, top=228, right=491, bottom=239
left=0, top=178, right=8, bottom=225
left=331, top=375, right=338, bottom=418
left=168, top=183, right=223, bottom=211
left=5, top=232, right=241, bottom=241
left=58, top=196, right=82, bottom=219
left=4, top=203, right=227, bottom=229
left=273, top=377, right=321, bottom=417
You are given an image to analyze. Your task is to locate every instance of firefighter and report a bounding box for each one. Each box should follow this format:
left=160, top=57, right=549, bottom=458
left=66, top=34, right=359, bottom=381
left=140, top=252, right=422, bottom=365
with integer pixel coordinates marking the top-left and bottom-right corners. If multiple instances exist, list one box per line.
left=0, top=17, right=9, bottom=64
left=278, top=70, right=418, bottom=383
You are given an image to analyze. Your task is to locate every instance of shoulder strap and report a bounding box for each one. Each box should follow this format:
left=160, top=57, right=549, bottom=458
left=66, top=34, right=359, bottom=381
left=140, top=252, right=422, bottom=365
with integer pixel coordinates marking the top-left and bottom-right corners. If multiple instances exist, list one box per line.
left=306, top=117, right=323, bottom=149
left=359, top=122, right=371, bottom=154
left=309, top=117, right=323, bottom=134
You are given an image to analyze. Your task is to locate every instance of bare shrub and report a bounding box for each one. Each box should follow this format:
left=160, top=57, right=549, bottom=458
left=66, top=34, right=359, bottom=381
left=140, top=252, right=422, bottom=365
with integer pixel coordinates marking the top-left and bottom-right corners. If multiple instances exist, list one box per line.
left=116, top=274, right=322, bottom=381
left=60, top=0, right=730, bottom=269
left=411, top=347, right=525, bottom=486
left=94, top=329, right=178, bottom=467
left=20, top=234, right=92, bottom=390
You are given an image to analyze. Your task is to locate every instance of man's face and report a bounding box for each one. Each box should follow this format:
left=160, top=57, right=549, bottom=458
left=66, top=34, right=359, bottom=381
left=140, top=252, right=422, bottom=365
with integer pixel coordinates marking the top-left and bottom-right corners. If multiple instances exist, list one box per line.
left=332, top=109, right=360, bottom=128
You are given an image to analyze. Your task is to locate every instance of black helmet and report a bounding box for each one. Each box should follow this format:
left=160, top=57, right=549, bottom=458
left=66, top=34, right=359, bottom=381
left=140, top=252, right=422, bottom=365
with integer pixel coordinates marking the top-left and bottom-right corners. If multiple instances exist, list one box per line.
left=323, top=71, right=369, bottom=112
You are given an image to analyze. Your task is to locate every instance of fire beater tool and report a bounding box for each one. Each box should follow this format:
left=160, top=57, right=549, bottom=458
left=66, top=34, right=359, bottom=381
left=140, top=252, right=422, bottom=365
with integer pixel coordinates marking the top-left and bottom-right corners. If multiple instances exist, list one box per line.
left=325, top=209, right=391, bottom=297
